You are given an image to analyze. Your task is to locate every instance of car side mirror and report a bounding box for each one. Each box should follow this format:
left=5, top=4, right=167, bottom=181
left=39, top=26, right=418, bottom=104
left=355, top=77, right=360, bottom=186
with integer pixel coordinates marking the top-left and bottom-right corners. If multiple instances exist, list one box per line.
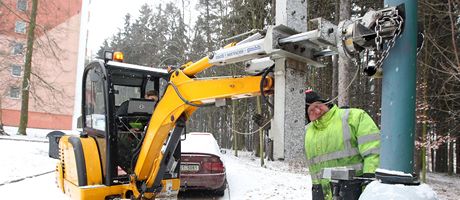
left=220, top=149, right=226, bottom=154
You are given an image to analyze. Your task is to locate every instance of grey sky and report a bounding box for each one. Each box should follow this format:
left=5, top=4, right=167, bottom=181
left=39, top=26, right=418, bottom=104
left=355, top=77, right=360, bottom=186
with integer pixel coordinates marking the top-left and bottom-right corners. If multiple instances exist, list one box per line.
left=86, top=0, right=197, bottom=57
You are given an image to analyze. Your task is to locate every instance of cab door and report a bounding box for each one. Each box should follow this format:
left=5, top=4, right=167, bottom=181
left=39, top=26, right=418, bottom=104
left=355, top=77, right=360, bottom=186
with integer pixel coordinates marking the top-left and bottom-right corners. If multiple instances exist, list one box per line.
left=82, top=61, right=114, bottom=185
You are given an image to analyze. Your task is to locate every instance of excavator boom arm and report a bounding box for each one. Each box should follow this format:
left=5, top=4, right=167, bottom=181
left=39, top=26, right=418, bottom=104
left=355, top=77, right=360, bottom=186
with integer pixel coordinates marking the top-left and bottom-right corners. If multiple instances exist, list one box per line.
left=133, top=69, right=273, bottom=197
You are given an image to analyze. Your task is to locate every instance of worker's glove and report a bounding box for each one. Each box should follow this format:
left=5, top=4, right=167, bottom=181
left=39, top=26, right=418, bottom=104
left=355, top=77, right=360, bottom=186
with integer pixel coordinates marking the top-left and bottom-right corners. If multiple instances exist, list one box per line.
left=252, top=114, right=264, bottom=127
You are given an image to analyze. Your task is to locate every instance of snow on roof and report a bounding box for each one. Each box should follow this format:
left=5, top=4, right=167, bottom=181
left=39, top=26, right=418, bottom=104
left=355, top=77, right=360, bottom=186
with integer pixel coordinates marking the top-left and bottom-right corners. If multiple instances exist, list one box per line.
left=181, top=132, right=221, bottom=157
left=106, top=61, right=168, bottom=74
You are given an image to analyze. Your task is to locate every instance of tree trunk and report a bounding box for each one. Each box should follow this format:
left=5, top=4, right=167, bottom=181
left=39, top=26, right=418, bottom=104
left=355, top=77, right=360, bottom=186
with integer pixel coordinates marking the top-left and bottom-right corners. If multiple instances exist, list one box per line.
left=232, top=100, right=238, bottom=156
left=414, top=140, right=422, bottom=177
left=337, top=0, right=351, bottom=107
left=430, top=144, right=434, bottom=172
left=207, top=111, right=213, bottom=133
left=256, top=96, right=264, bottom=166
left=0, top=97, right=7, bottom=136
left=270, top=0, right=276, bottom=24
left=330, top=0, right=340, bottom=101
left=435, top=143, right=448, bottom=173
left=254, top=116, right=260, bottom=157
left=448, top=136, right=454, bottom=175
left=420, top=34, right=429, bottom=181
left=18, top=0, right=38, bottom=135
left=421, top=122, right=427, bottom=182
left=331, top=55, right=338, bottom=102
left=456, top=139, right=460, bottom=174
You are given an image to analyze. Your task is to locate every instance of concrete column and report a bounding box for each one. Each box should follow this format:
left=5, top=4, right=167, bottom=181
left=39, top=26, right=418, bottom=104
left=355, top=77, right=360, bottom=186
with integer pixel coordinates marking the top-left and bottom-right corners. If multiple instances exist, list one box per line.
left=271, top=59, right=286, bottom=160
left=271, top=59, right=307, bottom=161
left=270, top=0, right=308, bottom=162
left=275, top=0, right=308, bottom=33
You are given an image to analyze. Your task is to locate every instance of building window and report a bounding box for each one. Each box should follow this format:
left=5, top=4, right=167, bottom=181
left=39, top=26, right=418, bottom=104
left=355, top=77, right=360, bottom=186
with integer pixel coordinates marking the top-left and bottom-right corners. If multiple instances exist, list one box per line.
left=17, top=0, right=27, bottom=11
left=15, top=21, right=26, bottom=34
left=12, top=43, right=24, bottom=55
left=11, top=64, right=22, bottom=77
left=9, top=87, right=20, bottom=99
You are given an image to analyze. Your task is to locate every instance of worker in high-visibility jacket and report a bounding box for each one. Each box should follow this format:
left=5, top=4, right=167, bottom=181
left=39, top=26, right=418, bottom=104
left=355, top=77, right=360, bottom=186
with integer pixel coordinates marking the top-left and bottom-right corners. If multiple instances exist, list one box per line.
left=304, top=90, right=380, bottom=200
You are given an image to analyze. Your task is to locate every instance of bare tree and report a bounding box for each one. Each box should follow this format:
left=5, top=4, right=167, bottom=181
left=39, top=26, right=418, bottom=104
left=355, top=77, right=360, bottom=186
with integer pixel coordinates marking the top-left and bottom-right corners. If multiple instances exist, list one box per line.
left=413, top=0, right=460, bottom=176
left=337, top=0, right=351, bottom=107
left=1, top=0, right=76, bottom=135
left=17, top=0, right=38, bottom=135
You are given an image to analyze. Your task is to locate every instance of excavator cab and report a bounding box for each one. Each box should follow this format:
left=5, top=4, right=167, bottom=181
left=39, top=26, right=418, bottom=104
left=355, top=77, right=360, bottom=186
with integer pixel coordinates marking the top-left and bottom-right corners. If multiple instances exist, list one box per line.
left=52, top=56, right=180, bottom=199
left=81, top=59, right=170, bottom=184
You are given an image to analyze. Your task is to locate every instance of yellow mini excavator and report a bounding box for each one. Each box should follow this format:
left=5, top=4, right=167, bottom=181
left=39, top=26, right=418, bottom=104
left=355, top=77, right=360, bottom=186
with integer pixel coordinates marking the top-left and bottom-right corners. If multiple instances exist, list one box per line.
left=49, top=49, right=274, bottom=199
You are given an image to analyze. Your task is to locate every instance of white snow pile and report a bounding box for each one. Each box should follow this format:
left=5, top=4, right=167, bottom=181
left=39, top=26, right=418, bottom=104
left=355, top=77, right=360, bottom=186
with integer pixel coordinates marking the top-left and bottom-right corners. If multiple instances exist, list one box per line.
left=360, top=180, right=438, bottom=200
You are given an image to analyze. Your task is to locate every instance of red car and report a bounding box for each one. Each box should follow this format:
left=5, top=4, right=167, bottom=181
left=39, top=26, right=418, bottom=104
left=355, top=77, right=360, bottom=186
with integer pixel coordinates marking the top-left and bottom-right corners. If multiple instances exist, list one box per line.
left=180, top=132, right=227, bottom=196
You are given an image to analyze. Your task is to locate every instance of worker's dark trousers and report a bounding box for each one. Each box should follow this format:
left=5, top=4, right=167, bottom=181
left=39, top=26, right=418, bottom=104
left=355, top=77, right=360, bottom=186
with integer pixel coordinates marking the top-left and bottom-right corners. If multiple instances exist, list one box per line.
left=312, top=180, right=362, bottom=200
left=312, top=184, right=325, bottom=200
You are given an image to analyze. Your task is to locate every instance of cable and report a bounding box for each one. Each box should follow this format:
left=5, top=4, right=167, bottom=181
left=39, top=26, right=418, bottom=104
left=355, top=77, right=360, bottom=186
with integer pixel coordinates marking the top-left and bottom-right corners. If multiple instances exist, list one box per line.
left=322, top=61, right=362, bottom=105
left=168, top=82, right=215, bottom=107
left=230, top=117, right=272, bottom=135
left=228, top=66, right=275, bottom=135
left=118, top=117, right=141, bottom=141
left=260, top=65, right=274, bottom=109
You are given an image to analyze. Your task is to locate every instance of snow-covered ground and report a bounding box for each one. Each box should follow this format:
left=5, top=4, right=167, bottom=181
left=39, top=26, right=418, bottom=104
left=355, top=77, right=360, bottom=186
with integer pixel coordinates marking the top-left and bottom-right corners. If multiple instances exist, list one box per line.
left=0, top=127, right=311, bottom=200
left=1, top=127, right=459, bottom=200
left=0, top=138, right=68, bottom=199
left=427, top=172, right=460, bottom=200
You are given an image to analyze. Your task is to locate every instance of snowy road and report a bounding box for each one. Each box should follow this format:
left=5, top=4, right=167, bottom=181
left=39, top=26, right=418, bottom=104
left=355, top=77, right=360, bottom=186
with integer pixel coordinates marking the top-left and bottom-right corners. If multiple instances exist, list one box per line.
left=0, top=138, right=311, bottom=200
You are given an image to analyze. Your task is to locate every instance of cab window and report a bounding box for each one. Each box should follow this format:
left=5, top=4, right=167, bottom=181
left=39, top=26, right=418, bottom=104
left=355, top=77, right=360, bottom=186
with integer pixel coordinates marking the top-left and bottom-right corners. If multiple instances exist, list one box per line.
left=84, top=67, right=106, bottom=131
left=114, top=85, right=141, bottom=106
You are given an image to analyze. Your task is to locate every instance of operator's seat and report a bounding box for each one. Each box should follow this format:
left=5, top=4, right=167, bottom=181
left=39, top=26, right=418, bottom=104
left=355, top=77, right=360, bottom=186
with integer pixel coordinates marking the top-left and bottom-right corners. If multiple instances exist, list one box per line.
left=116, top=101, right=130, bottom=117
left=116, top=98, right=156, bottom=129
left=116, top=99, right=157, bottom=174
left=117, top=99, right=156, bottom=116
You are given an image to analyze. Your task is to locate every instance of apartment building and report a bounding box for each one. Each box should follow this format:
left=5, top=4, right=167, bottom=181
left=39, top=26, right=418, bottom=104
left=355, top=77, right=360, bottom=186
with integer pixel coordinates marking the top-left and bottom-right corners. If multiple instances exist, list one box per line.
left=0, top=0, right=82, bottom=130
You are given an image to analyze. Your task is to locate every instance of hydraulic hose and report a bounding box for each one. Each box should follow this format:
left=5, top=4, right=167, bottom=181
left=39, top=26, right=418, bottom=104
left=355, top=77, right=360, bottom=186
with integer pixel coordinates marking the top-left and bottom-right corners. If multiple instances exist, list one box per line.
left=260, top=65, right=274, bottom=109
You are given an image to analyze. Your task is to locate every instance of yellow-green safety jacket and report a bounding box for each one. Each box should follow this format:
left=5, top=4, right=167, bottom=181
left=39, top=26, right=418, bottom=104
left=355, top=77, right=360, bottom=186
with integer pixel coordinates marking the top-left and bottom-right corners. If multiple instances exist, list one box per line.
left=304, top=105, right=380, bottom=199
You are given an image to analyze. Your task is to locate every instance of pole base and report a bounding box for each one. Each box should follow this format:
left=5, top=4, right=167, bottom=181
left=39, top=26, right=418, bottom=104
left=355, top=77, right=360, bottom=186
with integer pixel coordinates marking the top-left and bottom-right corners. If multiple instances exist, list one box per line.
left=375, top=171, right=420, bottom=185
left=359, top=180, right=438, bottom=200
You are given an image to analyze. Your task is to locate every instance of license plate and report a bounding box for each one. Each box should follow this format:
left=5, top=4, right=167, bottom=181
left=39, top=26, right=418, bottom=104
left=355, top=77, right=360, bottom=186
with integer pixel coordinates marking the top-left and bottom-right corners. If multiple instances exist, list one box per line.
left=181, top=164, right=199, bottom=172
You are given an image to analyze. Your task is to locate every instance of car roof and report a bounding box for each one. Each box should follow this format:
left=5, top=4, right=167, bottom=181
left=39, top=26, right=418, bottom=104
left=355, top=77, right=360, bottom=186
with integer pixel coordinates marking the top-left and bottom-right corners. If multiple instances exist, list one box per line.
left=181, top=132, right=221, bottom=156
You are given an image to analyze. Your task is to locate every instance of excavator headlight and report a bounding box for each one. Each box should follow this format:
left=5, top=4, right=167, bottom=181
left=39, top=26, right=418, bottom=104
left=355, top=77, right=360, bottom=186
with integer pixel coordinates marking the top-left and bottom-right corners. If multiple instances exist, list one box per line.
left=103, top=51, right=124, bottom=63
left=113, top=51, right=124, bottom=62
left=104, top=51, right=113, bottom=63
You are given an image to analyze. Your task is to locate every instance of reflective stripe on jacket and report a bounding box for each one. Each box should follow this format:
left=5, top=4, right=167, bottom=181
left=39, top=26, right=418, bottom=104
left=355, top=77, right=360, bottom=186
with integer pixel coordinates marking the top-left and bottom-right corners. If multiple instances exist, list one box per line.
left=304, top=105, right=380, bottom=185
